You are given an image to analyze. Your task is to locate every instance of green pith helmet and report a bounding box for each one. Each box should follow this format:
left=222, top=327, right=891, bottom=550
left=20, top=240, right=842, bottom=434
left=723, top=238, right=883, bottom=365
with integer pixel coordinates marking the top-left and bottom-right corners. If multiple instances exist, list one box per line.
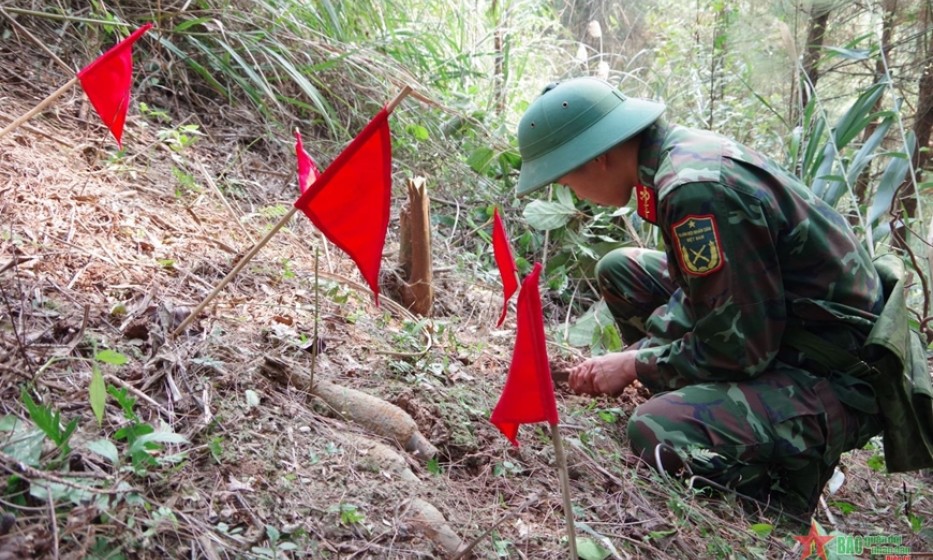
left=515, top=77, right=666, bottom=197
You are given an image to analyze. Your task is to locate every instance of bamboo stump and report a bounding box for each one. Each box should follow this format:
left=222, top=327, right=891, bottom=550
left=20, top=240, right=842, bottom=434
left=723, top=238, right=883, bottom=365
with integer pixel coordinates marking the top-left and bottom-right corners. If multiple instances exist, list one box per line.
left=398, top=177, right=434, bottom=316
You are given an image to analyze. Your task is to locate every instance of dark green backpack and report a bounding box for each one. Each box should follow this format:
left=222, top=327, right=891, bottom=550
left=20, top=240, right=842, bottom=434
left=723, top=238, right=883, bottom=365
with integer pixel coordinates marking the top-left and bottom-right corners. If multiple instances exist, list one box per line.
left=783, top=254, right=933, bottom=472
left=863, top=254, right=933, bottom=472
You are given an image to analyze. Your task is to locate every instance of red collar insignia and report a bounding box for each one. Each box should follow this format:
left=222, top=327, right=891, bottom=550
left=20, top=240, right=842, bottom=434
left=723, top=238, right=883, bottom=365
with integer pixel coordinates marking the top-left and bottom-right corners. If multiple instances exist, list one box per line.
left=635, top=184, right=657, bottom=224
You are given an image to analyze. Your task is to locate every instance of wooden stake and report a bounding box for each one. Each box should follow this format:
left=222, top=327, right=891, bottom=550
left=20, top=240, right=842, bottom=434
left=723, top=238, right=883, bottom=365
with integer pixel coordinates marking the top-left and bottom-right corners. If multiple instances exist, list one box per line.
left=0, top=76, right=79, bottom=142
left=310, top=247, right=320, bottom=390
left=385, top=85, right=413, bottom=113
left=551, top=423, right=578, bottom=559
left=171, top=85, right=418, bottom=337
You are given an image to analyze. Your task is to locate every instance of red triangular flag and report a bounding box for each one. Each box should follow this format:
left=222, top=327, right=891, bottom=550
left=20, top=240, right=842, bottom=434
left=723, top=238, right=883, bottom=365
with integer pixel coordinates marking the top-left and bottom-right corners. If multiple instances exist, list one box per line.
left=294, top=109, right=392, bottom=303
left=294, top=129, right=321, bottom=194
left=76, top=23, right=153, bottom=147
left=490, top=263, right=559, bottom=446
left=492, top=208, right=519, bottom=327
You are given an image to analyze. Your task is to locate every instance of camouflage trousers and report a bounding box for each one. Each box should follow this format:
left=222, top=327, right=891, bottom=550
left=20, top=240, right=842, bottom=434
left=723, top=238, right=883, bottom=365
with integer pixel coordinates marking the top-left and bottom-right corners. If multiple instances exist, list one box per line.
left=596, top=248, right=881, bottom=514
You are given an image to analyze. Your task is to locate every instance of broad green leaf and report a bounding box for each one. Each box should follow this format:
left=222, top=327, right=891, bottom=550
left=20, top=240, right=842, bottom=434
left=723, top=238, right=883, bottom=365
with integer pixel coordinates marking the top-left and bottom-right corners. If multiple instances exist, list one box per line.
left=466, top=147, right=495, bottom=174
left=115, top=421, right=154, bottom=443
left=266, top=525, right=281, bottom=542
left=523, top=199, right=577, bottom=230
left=86, top=439, right=120, bottom=465
left=95, top=349, right=129, bottom=366
left=0, top=415, right=20, bottom=431
left=60, top=420, right=77, bottom=453
left=866, top=453, right=885, bottom=472
left=822, top=46, right=871, bottom=60
left=749, top=523, right=773, bottom=537
left=600, top=323, right=623, bottom=353
left=406, top=124, right=430, bottom=141
left=787, top=125, right=803, bottom=171
left=845, top=117, right=893, bottom=185
left=90, top=366, right=106, bottom=425
left=868, top=132, right=916, bottom=228
left=497, top=151, right=521, bottom=172
left=829, top=501, right=859, bottom=515
left=801, top=115, right=826, bottom=183
left=647, top=529, right=677, bottom=540
left=1, top=422, right=44, bottom=467
left=21, top=388, right=61, bottom=445
left=565, top=301, right=614, bottom=347
left=554, top=185, right=574, bottom=207
left=833, top=82, right=886, bottom=149
left=128, top=431, right=189, bottom=455
left=30, top=481, right=96, bottom=505
left=576, top=537, right=611, bottom=560
left=811, top=142, right=837, bottom=200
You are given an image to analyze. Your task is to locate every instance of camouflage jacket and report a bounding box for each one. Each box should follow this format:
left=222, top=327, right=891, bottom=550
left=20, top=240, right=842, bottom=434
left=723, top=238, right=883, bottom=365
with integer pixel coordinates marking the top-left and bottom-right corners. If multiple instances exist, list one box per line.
left=632, top=121, right=885, bottom=394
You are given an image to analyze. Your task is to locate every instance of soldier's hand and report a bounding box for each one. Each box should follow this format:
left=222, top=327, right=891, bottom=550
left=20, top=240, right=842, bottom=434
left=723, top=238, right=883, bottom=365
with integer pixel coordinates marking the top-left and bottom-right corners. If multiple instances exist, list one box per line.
left=568, top=351, right=638, bottom=396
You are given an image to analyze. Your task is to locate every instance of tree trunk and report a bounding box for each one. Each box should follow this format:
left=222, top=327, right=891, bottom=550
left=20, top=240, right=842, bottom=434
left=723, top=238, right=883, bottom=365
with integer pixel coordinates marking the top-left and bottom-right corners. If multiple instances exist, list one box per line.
left=801, top=6, right=831, bottom=109
left=913, top=29, right=933, bottom=183
left=895, top=21, right=933, bottom=249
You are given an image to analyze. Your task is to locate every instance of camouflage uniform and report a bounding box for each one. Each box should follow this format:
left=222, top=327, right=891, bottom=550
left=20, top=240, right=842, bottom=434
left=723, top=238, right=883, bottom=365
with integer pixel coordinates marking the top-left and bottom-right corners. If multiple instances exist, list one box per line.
left=602, top=121, right=885, bottom=514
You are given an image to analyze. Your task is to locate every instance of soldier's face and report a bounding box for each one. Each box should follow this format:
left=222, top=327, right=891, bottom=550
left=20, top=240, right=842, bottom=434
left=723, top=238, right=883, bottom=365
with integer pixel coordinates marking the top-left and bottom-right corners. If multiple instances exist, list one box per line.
left=558, top=138, right=639, bottom=207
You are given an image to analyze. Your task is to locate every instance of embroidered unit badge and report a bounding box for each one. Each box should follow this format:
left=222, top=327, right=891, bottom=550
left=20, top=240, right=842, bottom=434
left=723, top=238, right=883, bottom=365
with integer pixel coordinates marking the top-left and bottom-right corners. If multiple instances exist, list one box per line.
left=672, top=214, right=724, bottom=276
left=635, top=184, right=657, bottom=223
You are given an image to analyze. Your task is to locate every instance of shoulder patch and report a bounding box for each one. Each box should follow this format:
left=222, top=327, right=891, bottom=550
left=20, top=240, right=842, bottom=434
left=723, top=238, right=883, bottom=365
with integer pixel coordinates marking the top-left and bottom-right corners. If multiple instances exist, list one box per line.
left=671, top=214, right=724, bottom=276
left=635, top=184, right=657, bottom=224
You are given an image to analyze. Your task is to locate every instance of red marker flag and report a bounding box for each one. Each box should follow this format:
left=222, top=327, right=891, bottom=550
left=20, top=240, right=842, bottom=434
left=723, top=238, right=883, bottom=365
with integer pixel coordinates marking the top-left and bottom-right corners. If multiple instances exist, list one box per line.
left=76, top=23, right=153, bottom=147
left=294, top=109, right=392, bottom=303
left=490, top=263, right=559, bottom=446
left=492, top=208, right=519, bottom=327
left=294, top=129, right=321, bottom=194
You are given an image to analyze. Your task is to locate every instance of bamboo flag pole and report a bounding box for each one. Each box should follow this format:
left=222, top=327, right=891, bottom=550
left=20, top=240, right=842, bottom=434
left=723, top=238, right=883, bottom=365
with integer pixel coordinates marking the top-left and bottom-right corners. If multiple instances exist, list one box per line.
left=171, top=205, right=300, bottom=337
left=551, top=423, right=578, bottom=559
left=310, top=247, right=320, bottom=390
left=0, top=76, right=78, bottom=141
left=171, top=85, right=415, bottom=337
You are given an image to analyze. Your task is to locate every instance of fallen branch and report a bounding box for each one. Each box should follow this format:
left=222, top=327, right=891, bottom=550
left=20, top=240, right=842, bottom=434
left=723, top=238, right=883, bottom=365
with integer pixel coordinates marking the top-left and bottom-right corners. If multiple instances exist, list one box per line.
left=0, top=450, right=129, bottom=496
